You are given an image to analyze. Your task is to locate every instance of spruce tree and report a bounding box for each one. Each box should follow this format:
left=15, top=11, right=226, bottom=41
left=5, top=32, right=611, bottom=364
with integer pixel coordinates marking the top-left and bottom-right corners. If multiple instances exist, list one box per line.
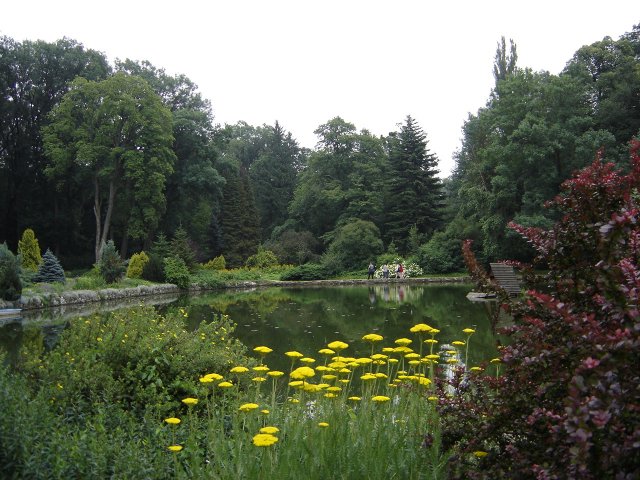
left=171, top=226, right=197, bottom=271
left=384, top=116, right=444, bottom=254
left=98, top=240, right=126, bottom=284
left=33, top=248, right=65, bottom=283
left=18, top=228, right=42, bottom=271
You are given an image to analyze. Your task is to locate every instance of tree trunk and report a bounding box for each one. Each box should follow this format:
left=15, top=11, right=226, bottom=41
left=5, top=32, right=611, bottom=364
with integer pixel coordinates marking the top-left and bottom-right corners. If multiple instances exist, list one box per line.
left=93, top=175, right=102, bottom=263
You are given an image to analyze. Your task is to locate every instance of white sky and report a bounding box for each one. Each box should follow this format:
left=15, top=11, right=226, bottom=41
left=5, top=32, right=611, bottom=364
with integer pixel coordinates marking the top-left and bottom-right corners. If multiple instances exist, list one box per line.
left=1, top=1, right=635, bottom=176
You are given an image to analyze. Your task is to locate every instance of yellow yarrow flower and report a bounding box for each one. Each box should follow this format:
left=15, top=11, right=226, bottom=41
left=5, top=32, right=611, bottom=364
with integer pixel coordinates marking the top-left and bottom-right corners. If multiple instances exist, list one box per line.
left=199, top=377, right=214, bottom=384
left=318, top=348, right=335, bottom=355
left=470, top=366, right=483, bottom=372
left=168, top=445, right=183, bottom=452
left=300, top=357, right=316, bottom=364
left=218, top=381, right=233, bottom=388
left=285, top=351, right=304, bottom=358
left=463, top=328, right=476, bottom=334
left=410, top=323, right=433, bottom=333
left=260, top=426, right=279, bottom=434
left=238, top=403, right=259, bottom=412
left=252, top=377, right=266, bottom=382
left=253, top=346, right=273, bottom=354
left=164, top=417, right=181, bottom=425
left=204, top=373, right=224, bottom=381
left=230, top=366, right=249, bottom=373
left=318, top=422, right=329, bottom=427
left=267, top=370, right=285, bottom=377
left=394, top=338, right=412, bottom=346
left=348, top=396, right=361, bottom=401
left=362, top=333, right=383, bottom=342
left=290, top=366, right=315, bottom=380
left=253, top=433, right=278, bottom=447
left=473, top=451, right=489, bottom=458
left=181, top=397, right=198, bottom=406
left=490, top=358, right=502, bottom=364
left=372, top=395, right=391, bottom=403
left=327, top=341, right=349, bottom=351
left=252, top=365, right=270, bottom=372
left=452, top=341, right=466, bottom=346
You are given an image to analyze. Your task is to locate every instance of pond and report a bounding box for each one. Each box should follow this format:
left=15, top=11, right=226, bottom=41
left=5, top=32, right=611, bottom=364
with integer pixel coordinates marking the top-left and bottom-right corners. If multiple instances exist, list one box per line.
left=1, top=283, right=501, bottom=372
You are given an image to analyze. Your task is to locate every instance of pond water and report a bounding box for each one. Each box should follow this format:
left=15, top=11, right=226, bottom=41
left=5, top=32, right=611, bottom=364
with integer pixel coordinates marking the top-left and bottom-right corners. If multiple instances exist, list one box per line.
left=1, top=283, right=501, bottom=372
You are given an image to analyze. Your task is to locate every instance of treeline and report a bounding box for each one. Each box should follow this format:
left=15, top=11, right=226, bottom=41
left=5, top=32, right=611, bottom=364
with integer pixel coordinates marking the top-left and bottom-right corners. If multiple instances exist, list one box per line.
left=1, top=24, right=638, bottom=273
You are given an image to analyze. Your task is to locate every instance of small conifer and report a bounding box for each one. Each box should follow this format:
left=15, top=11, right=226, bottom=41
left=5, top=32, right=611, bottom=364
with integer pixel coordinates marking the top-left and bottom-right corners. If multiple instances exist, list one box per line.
left=18, top=228, right=42, bottom=271
left=98, top=240, right=126, bottom=284
left=0, top=242, right=22, bottom=301
left=33, top=248, right=65, bottom=284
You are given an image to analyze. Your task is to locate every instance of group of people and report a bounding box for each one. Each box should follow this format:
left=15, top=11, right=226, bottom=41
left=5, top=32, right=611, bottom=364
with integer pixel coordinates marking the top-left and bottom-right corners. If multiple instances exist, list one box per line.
left=367, top=262, right=404, bottom=279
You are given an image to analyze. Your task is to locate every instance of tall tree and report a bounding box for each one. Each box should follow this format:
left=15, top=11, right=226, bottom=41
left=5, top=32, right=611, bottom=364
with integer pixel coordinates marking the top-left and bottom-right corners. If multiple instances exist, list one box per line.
left=493, top=36, right=518, bottom=84
left=43, top=72, right=175, bottom=262
left=115, top=60, right=225, bottom=258
left=384, top=116, right=444, bottom=254
left=0, top=37, right=109, bottom=254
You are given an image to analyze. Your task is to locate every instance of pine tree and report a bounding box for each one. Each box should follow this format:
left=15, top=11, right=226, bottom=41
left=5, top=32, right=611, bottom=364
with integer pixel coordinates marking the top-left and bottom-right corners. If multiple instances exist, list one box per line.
left=33, top=248, right=65, bottom=284
left=18, top=228, right=42, bottom=271
left=0, top=242, right=22, bottom=301
left=171, top=226, right=197, bottom=272
left=384, top=116, right=444, bottom=254
left=98, top=240, right=126, bottom=284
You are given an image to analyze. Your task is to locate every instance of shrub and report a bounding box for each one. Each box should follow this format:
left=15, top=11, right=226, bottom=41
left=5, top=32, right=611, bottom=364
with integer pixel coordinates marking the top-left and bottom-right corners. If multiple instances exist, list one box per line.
left=323, top=219, right=384, bottom=273
left=0, top=243, right=22, bottom=301
left=416, top=232, right=463, bottom=274
left=202, top=255, right=226, bottom=270
left=443, top=145, right=640, bottom=479
left=17, top=228, right=42, bottom=271
left=33, top=248, right=65, bottom=284
left=126, top=251, right=149, bottom=279
left=171, top=226, right=197, bottom=272
left=245, top=247, right=279, bottom=269
left=280, top=263, right=330, bottom=281
left=164, top=256, right=190, bottom=289
left=142, top=234, right=171, bottom=283
left=98, top=240, right=126, bottom=284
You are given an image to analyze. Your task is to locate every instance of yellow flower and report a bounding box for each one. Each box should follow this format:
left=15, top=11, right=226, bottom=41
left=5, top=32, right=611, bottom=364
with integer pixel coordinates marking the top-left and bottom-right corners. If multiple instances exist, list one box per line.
left=164, top=417, right=181, bottom=425
left=394, top=338, right=412, bottom=346
left=452, top=340, right=466, bottom=346
left=253, top=433, right=278, bottom=447
left=322, top=374, right=338, bottom=380
left=463, top=328, right=476, bottom=334
left=470, top=366, right=483, bottom=372
left=181, top=397, right=198, bottom=406
left=199, top=377, right=214, bottom=384
left=490, top=358, right=502, bottom=364
left=327, top=341, right=349, bottom=351
left=288, top=398, right=300, bottom=403
left=267, top=370, right=285, bottom=377
left=473, top=451, right=489, bottom=458
left=261, top=409, right=270, bottom=414
left=300, top=357, right=316, bottom=364
left=238, top=403, right=259, bottom=412
left=252, top=377, right=266, bottom=382
left=447, top=358, right=458, bottom=364
left=230, top=366, right=249, bottom=373
left=372, top=395, right=391, bottom=403
left=424, top=339, right=438, bottom=344
left=348, top=396, right=361, bottom=401
left=324, top=393, right=337, bottom=398
left=285, top=351, right=304, bottom=358
left=218, top=381, right=234, bottom=388
left=417, top=377, right=432, bottom=386
left=253, top=365, right=270, bottom=372
left=253, top=346, right=273, bottom=354
left=326, top=386, right=342, bottom=392
left=427, top=396, right=438, bottom=402
left=289, top=381, right=304, bottom=388
left=204, top=373, right=224, bottom=381
left=362, top=333, right=383, bottom=342
left=167, top=445, right=183, bottom=452
left=405, top=353, right=420, bottom=359
left=260, top=426, right=279, bottom=434
left=318, top=348, right=335, bottom=355
left=290, top=366, right=315, bottom=380
left=361, top=373, right=377, bottom=381
left=410, top=323, right=433, bottom=333
left=318, top=422, right=329, bottom=427
left=370, top=353, right=388, bottom=360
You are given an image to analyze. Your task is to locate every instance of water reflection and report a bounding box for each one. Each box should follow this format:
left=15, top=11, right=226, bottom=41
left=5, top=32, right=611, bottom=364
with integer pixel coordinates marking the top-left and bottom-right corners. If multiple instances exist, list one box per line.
left=1, top=284, right=502, bottom=375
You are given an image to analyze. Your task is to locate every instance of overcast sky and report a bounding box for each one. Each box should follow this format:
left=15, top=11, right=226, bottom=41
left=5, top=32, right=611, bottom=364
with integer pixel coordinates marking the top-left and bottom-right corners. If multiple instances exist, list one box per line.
left=2, top=1, right=635, bottom=176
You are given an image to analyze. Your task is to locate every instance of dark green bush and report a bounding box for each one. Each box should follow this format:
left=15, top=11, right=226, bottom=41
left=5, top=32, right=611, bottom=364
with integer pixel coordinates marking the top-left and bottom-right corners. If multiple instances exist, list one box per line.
left=98, top=240, right=126, bottom=284
left=163, top=255, right=190, bottom=289
left=416, top=232, right=464, bottom=274
left=0, top=242, right=22, bottom=301
left=32, top=248, right=65, bottom=284
left=280, top=263, right=330, bottom=281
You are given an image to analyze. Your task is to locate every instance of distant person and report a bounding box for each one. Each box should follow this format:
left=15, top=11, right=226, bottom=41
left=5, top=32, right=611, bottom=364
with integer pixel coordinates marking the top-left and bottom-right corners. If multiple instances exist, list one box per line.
left=367, top=262, right=376, bottom=279
left=382, top=264, right=389, bottom=279
left=397, top=263, right=404, bottom=279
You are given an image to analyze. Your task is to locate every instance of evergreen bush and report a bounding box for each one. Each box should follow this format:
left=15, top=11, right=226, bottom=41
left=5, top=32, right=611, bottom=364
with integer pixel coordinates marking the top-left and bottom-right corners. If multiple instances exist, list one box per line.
left=245, top=247, right=278, bottom=269
left=33, top=248, right=65, bottom=284
left=0, top=243, right=22, bottom=301
left=280, top=263, right=330, bottom=281
left=98, top=240, right=126, bottom=284
left=202, top=255, right=226, bottom=270
left=142, top=234, right=171, bottom=283
left=171, top=226, right=197, bottom=272
left=163, top=256, right=190, bottom=289
left=126, top=251, right=149, bottom=279
left=17, top=228, right=42, bottom=271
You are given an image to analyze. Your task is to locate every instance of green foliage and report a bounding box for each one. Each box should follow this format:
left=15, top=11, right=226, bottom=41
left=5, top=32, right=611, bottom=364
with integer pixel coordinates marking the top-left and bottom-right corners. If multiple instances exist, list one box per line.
left=142, top=234, right=171, bottom=283
left=17, top=228, right=42, bottom=271
left=323, top=219, right=384, bottom=273
left=33, top=248, right=65, bottom=284
left=417, top=232, right=464, bottom=274
left=171, top=226, right=197, bottom=271
left=279, top=263, right=331, bottom=281
left=0, top=242, right=22, bottom=301
left=163, top=256, right=190, bottom=289
left=98, top=240, right=126, bottom=284
left=202, top=255, right=226, bottom=270
left=245, top=247, right=279, bottom=269
left=126, top=251, right=149, bottom=278
left=265, top=229, right=321, bottom=265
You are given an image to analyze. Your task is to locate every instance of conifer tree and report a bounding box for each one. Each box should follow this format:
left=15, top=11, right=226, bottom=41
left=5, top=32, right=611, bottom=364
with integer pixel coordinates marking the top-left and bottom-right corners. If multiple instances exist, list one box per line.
left=18, top=228, right=42, bottom=271
left=384, top=116, right=444, bottom=254
left=171, top=226, right=197, bottom=272
left=33, top=248, right=65, bottom=283
left=0, top=242, right=22, bottom=301
left=98, top=240, right=126, bottom=284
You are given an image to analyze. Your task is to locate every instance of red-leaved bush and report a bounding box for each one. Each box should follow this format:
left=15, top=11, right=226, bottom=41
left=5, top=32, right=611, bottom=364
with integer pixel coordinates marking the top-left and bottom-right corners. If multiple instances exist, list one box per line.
left=441, top=142, right=640, bottom=479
